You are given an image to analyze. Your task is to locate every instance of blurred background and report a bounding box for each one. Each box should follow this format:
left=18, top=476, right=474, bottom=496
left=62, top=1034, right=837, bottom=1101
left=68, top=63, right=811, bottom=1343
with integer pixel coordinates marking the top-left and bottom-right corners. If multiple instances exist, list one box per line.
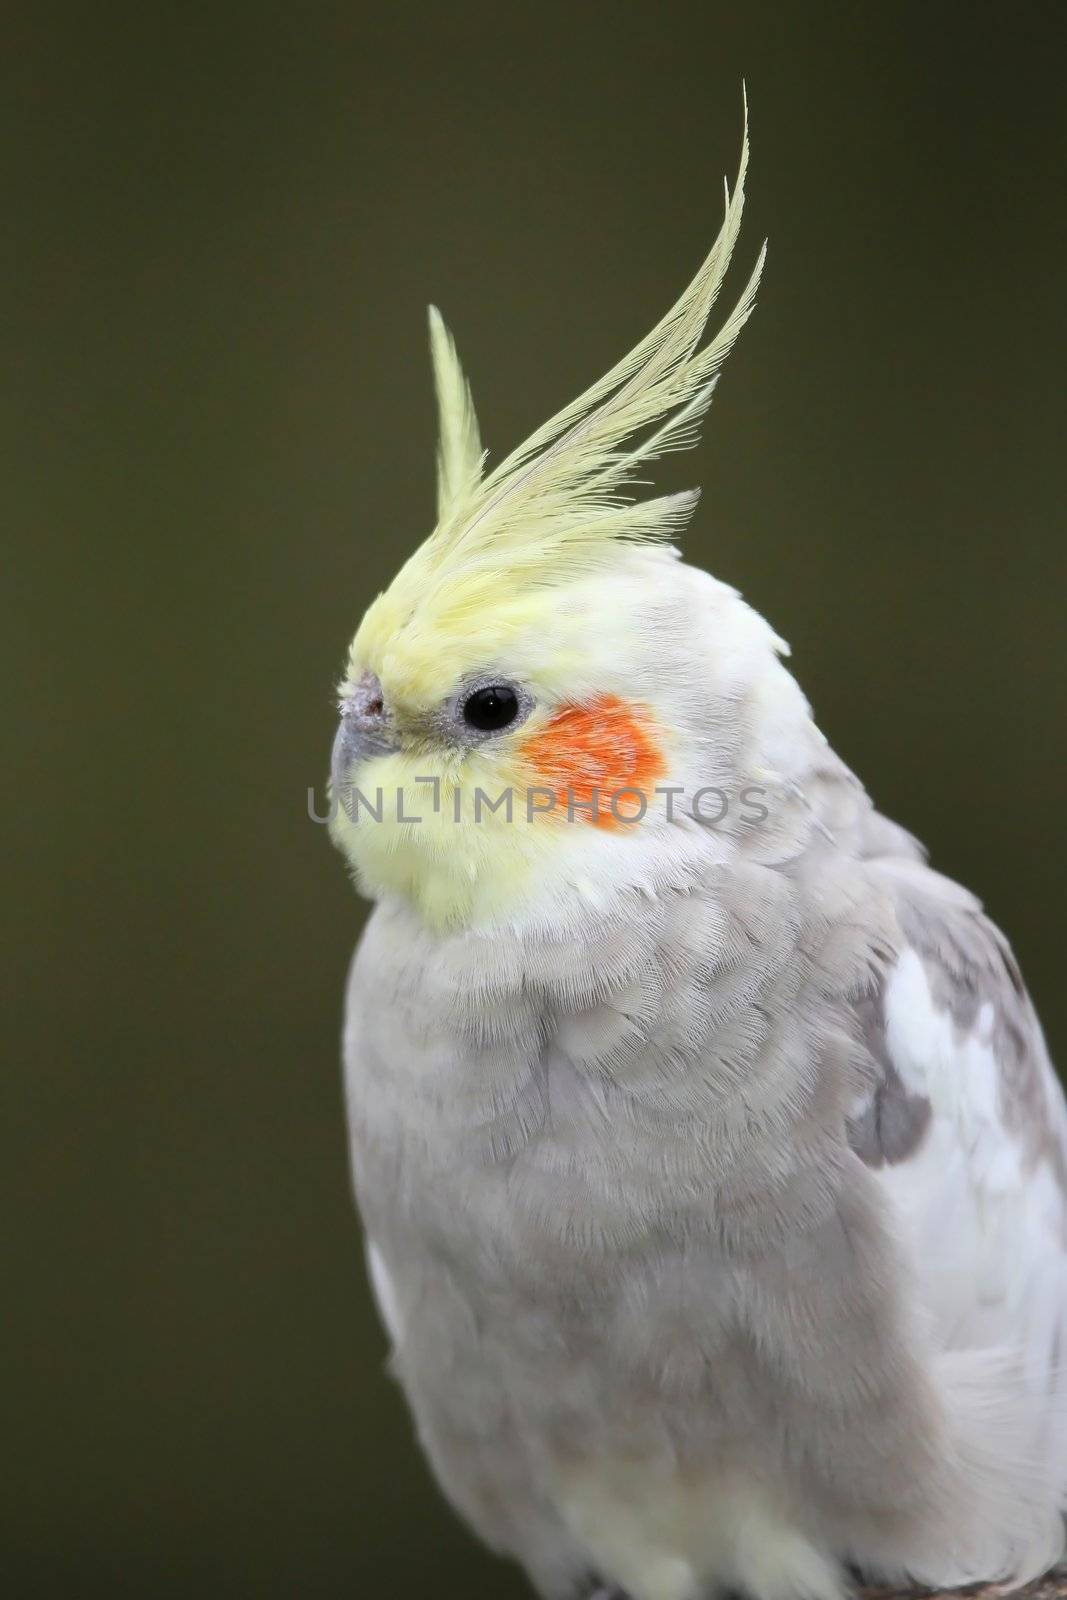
left=5, top=4, right=1065, bottom=1595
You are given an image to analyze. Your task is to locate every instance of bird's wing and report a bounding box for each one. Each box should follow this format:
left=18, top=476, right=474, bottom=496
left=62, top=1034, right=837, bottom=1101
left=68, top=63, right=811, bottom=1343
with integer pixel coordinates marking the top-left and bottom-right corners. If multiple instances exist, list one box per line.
left=849, top=855, right=1067, bottom=1378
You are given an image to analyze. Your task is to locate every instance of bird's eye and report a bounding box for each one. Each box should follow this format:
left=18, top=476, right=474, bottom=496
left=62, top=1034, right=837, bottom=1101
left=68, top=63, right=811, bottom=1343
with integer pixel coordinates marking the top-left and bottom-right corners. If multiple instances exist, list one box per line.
left=462, top=684, right=520, bottom=733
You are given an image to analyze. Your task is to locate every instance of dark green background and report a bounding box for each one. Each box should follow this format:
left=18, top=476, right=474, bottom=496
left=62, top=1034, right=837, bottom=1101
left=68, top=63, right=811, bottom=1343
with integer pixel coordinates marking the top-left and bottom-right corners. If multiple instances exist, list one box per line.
left=6, top=4, right=1065, bottom=1596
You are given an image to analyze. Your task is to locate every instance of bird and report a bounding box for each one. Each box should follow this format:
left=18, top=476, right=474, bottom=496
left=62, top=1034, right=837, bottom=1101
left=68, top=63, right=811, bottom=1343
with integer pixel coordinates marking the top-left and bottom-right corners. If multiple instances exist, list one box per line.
left=327, top=110, right=1067, bottom=1600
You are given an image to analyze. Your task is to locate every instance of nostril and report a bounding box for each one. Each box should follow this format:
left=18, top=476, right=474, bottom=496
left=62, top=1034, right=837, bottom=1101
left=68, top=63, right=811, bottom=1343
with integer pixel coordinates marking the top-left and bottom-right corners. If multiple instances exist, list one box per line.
left=352, top=671, right=386, bottom=722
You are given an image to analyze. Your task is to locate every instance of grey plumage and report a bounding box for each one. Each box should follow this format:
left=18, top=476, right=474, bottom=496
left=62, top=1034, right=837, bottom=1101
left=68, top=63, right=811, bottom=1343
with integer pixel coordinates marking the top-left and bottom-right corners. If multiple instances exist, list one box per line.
left=340, top=555, right=1067, bottom=1599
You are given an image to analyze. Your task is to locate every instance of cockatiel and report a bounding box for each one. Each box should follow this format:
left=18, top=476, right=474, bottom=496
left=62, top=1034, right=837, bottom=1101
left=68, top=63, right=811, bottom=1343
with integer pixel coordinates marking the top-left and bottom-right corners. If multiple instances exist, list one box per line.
left=329, top=117, right=1067, bottom=1600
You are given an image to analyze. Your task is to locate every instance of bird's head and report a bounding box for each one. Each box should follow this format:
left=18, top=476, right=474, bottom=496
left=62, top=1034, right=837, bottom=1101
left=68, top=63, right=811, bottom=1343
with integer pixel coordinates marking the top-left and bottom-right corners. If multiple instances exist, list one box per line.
left=330, top=118, right=800, bottom=931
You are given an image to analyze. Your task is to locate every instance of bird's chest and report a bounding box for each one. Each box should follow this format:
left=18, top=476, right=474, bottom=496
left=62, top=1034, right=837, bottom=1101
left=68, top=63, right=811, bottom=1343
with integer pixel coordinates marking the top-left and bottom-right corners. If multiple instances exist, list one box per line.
left=348, top=876, right=842, bottom=1306
left=345, top=942, right=667, bottom=1305
left=342, top=889, right=817, bottom=1349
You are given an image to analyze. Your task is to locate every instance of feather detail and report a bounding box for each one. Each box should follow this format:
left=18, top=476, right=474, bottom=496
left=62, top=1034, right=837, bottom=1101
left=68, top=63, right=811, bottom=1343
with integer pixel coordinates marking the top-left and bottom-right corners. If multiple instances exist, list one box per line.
left=428, top=305, right=484, bottom=522
left=429, top=101, right=764, bottom=580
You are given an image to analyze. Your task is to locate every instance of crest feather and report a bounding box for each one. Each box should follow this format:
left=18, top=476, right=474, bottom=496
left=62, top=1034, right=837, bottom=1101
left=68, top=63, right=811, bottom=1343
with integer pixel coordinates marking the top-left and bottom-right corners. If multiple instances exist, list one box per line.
left=428, top=306, right=484, bottom=521
left=354, top=105, right=764, bottom=678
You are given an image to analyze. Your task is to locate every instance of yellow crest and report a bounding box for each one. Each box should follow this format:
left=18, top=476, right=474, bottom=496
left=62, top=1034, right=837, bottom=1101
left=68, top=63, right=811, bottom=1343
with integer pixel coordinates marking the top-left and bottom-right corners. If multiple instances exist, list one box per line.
left=351, top=104, right=764, bottom=704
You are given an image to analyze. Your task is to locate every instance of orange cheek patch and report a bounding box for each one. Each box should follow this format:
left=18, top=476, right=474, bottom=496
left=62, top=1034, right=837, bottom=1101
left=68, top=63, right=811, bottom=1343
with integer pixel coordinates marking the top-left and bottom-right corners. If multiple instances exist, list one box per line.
left=518, top=695, right=667, bottom=827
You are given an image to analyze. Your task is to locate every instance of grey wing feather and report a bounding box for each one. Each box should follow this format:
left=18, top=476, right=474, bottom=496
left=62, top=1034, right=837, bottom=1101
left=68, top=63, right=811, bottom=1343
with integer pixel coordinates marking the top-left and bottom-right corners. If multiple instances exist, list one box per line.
left=848, top=849, right=1067, bottom=1371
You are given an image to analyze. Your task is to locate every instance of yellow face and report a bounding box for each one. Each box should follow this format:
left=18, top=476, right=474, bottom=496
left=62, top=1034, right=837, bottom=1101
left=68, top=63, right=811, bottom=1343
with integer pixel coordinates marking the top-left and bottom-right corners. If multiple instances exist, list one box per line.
left=329, top=574, right=669, bottom=929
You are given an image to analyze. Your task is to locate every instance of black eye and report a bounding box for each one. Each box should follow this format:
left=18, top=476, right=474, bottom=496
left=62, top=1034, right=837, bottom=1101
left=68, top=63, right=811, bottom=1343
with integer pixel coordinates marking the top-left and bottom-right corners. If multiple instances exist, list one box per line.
left=462, top=684, right=520, bottom=733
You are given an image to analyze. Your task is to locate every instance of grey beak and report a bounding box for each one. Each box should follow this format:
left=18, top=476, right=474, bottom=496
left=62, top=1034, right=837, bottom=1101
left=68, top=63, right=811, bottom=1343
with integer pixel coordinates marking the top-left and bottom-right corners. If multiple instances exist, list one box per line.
left=331, top=672, right=396, bottom=793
